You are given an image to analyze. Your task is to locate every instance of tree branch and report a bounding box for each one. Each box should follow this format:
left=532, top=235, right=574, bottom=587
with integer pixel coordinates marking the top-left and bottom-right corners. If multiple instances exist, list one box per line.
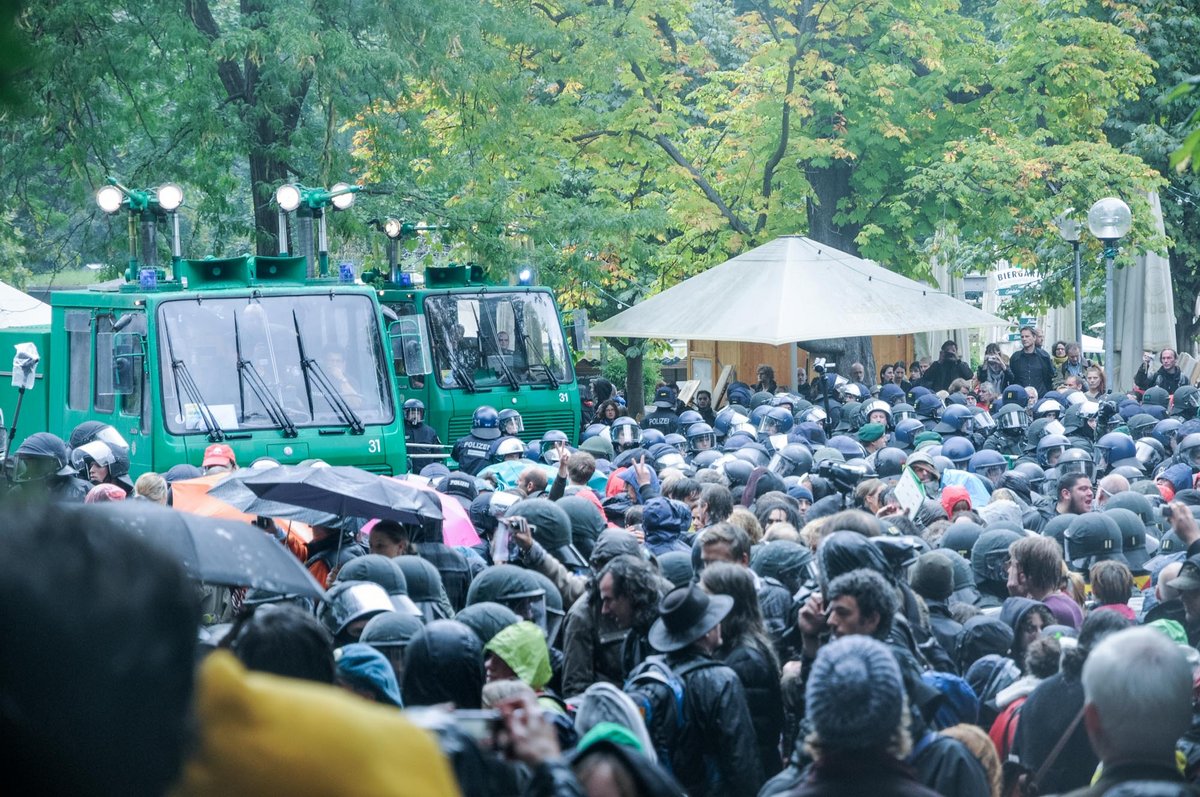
left=757, top=55, right=797, bottom=233
left=185, top=0, right=244, bottom=102
left=638, top=131, right=752, bottom=236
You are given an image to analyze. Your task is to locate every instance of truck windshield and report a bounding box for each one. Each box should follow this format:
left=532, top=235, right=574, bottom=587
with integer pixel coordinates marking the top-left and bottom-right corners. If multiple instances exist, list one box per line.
left=425, top=291, right=571, bottom=390
left=158, top=294, right=393, bottom=434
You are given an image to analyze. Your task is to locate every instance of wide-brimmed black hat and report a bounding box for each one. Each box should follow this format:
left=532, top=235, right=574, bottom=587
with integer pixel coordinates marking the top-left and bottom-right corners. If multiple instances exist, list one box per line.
left=648, top=584, right=733, bottom=653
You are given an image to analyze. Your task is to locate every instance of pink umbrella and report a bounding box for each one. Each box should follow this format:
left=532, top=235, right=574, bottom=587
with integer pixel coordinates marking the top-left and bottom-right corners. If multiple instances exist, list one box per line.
left=366, top=476, right=482, bottom=548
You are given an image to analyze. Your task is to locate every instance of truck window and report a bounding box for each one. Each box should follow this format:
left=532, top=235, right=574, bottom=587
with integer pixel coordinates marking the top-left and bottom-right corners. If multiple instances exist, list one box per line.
left=388, top=312, right=432, bottom=388
left=66, top=311, right=91, bottom=410
left=157, top=293, right=394, bottom=434
left=94, top=315, right=115, bottom=413
left=114, top=326, right=146, bottom=419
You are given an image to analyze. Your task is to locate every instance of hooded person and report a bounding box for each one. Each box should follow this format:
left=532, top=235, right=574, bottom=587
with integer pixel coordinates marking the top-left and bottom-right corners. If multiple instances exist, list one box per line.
left=789, top=636, right=942, bottom=797
left=658, top=551, right=695, bottom=588
left=570, top=727, right=685, bottom=797
left=454, top=602, right=522, bottom=646
left=642, top=497, right=694, bottom=556
left=394, top=556, right=455, bottom=623
left=971, top=529, right=1023, bottom=608
left=998, top=597, right=1055, bottom=671
left=574, top=682, right=658, bottom=762
left=940, top=485, right=973, bottom=519
left=558, top=495, right=607, bottom=561
left=483, top=620, right=562, bottom=713
left=334, top=643, right=404, bottom=707
left=506, top=499, right=590, bottom=609
left=955, top=615, right=1014, bottom=676
left=400, top=619, right=485, bottom=709
left=909, top=551, right=964, bottom=664
left=359, top=611, right=425, bottom=685
left=465, top=564, right=553, bottom=638
left=601, top=463, right=661, bottom=524
left=964, top=653, right=1022, bottom=731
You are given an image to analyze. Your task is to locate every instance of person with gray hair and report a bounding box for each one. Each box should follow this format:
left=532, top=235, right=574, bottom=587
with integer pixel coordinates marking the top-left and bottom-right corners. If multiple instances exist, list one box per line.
left=1059, top=627, right=1198, bottom=796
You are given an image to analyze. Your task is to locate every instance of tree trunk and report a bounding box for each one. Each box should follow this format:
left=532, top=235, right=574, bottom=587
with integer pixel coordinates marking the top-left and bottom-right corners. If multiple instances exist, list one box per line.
left=805, top=163, right=875, bottom=384
left=625, top=347, right=645, bottom=420
left=250, top=147, right=290, bottom=256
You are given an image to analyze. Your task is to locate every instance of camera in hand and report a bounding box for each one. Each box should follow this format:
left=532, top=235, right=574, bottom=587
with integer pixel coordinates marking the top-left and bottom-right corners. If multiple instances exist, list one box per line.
left=817, top=460, right=873, bottom=491
left=1097, top=398, right=1118, bottom=424
left=812, top=357, right=837, bottom=376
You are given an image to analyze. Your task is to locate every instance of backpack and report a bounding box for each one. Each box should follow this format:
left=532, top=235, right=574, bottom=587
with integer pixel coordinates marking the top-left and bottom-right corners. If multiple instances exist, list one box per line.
left=623, top=654, right=720, bottom=771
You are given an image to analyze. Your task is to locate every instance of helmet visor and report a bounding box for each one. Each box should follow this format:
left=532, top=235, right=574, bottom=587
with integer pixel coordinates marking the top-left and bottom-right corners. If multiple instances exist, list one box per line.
left=998, top=410, right=1025, bottom=431
left=501, top=416, right=524, bottom=435
left=1060, top=458, right=1094, bottom=478
left=973, top=413, right=996, bottom=432
left=767, top=452, right=791, bottom=476
left=980, top=464, right=1005, bottom=481
left=404, top=408, right=424, bottom=424
left=892, top=408, right=915, bottom=423
left=1042, top=445, right=1066, bottom=466
left=1135, top=440, right=1160, bottom=468
left=613, top=423, right=641, bottom=446
left=688, top=432, right=715, bottom=451
left=12, top=454, right=60, bottom=483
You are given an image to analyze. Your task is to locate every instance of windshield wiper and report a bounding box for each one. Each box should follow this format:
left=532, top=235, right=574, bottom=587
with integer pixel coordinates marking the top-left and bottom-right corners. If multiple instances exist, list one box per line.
left=163, top=316, right=226, bottom=442
left=235, top=313, right=298, bottom=438
left=433, top=318, right=476, bottom=392
left=516, top=328, right=560, bottom=388
left=471, top=297, right=519, bottom=390
left=292, top=310, right=365, bottom=435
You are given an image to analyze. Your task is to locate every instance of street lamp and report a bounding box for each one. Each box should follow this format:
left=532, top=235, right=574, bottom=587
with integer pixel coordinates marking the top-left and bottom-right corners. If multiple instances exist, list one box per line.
left=274, top=182, right=362, bottom=277
left=94, top=179, right=186, bottom=279
left=1055, top=208, right=1083, bottom=353
left=1087, top=197, right=1132, bottom=378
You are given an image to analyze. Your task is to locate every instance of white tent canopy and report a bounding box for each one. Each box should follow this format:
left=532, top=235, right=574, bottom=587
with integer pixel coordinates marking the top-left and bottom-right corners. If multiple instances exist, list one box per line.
left=0, top=281, right=50, bottom=328
left=590, top=236, right=1010, bottom=345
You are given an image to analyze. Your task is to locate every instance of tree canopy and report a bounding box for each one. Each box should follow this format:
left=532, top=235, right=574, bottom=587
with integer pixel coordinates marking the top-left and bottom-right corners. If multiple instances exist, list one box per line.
left=0, top=0, right=1181, bottom=375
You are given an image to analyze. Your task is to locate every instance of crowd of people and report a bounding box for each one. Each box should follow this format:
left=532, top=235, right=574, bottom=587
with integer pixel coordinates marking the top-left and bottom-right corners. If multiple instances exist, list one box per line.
left=9, top=328, right=1200, bottom=797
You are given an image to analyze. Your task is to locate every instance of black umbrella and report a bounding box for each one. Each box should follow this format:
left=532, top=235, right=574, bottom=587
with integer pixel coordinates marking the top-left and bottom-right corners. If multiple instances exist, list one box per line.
left=206, top=469, right=340, bottom=526
left=89, top=501, right=325, bottom=599
left=237, top=464, right=443, bottom=526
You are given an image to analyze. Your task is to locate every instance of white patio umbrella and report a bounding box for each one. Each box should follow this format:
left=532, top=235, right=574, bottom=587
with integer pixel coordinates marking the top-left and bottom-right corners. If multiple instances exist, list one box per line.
left=590, top=236, right=1010, bottom=345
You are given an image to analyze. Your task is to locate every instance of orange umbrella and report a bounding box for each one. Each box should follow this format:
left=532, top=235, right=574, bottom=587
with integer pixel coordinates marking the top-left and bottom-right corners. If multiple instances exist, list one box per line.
left=172, top=473, right=314, bottom=544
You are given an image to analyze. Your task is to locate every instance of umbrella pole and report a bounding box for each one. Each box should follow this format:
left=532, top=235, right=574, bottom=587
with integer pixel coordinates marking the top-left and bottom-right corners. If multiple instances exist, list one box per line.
left=790, top=344, right=798, bottom=393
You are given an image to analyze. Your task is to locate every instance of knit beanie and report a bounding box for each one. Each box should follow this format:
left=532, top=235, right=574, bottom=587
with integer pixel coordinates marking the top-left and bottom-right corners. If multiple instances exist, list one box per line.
left=805, top=636, right=903, bottom=753
left=909, top=551, right=955, bottom=602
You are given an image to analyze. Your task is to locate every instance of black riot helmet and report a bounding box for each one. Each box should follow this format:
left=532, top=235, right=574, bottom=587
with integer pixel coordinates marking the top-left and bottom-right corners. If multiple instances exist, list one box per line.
left=403, top=398, right=425, bottom=425
left=11, top=432, right=76, bottom=483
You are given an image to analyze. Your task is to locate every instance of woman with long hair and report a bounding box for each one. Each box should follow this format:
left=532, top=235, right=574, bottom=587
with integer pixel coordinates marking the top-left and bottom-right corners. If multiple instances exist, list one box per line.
left=596, top=399, right=625, bottom=425
left=1084, top=365, right=1106, bottom=399
left=700, top=562, right=784, bottom=779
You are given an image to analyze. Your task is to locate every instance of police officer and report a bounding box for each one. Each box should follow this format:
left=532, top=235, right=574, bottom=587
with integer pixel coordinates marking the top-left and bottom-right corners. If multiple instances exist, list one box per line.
left=982, top=403, right=1027, bottom=457
left=402, top=399, right=443, bottom=472
left=452, top=406, right=501, bottom=475
left=642, top=386, right=681, bottom=434
left=7, top=432, right=91, bottom=503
